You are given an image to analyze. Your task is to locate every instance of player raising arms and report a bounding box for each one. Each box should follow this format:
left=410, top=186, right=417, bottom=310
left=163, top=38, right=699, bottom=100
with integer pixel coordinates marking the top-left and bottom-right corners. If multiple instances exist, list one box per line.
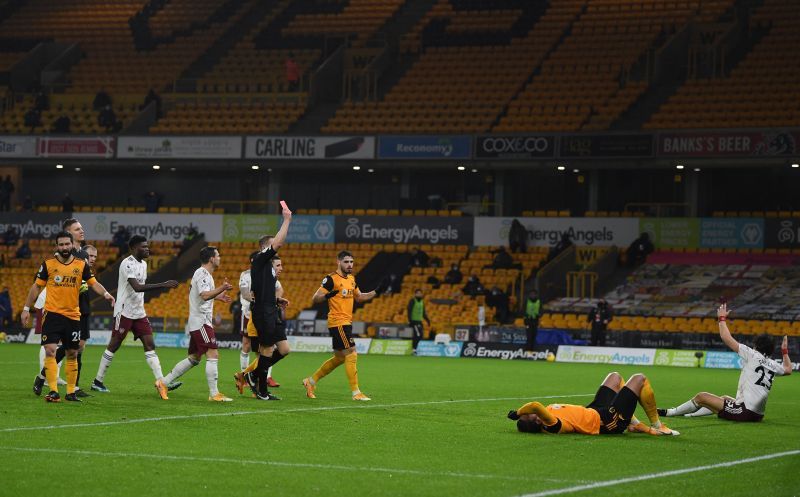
left=20, top=231, right=115, bottom=402
left=508, top=371, right=679, bottom=436
left=303, top=250, right=378, bottom=401
left=91, top=235, right=179, bottom=399
left=659, top=303, right=792, bottom=422
left=162, top=246, right=234, bottom=401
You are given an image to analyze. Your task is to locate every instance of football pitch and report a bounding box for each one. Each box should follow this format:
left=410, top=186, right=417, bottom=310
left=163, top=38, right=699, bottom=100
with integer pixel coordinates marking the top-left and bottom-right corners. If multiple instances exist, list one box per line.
left=1, top=344, right=798, bottom=497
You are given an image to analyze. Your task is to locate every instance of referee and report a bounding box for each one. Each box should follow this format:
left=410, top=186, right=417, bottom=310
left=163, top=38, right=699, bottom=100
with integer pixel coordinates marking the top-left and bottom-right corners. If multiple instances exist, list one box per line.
left=250, top=203, right=292, bottom=400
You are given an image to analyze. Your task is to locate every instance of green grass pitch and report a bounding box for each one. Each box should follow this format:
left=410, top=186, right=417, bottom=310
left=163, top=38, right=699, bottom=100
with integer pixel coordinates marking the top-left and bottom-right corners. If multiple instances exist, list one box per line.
left=1, top=344, right=798, bottom=497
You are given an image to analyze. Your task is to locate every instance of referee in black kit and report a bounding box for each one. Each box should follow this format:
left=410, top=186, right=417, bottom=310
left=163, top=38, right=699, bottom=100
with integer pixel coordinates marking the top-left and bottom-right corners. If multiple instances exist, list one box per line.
left=250, top=202, right=293, bottom=400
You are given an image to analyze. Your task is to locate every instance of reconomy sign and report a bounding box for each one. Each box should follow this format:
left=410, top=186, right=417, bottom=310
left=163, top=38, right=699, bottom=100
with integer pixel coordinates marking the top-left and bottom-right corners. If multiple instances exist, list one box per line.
left=81, top=213, right=223, bottom=241
left=475, top=135, right=555, bottom=159
left=378, top=136, right=472, bottom=159
left=556, top=345, right=656, bottom=365
left=336, top=216, right=473, bottom=245
left=0, top=212, right=64, bottom=239
left=473, top=217, right=640, bottom=247
left=118, top=136, right=242, bottom=159
left=245, top=136, right=375, bottom=159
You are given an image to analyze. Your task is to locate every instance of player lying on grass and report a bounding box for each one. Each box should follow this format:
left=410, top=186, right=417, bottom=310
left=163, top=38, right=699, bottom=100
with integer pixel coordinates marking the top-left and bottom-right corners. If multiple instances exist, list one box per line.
left=659, top=303, right=792, bottom=422
left=508, top=371, right=679, bottom=436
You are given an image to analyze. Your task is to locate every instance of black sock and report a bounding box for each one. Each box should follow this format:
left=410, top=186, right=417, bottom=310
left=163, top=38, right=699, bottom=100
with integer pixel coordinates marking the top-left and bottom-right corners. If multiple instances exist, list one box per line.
left=271, top=351, right=286, bottom=366
left=76, top=352, right=82, bottom=387
left=256, top=355, right=273, bottom=395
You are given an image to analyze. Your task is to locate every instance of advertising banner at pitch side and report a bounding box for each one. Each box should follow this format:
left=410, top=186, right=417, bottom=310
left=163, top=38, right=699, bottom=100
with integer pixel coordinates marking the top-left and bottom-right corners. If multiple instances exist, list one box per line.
left=473, top=217, right=639, bottom=247
left=474, top=135, right=555, bottom=159
left=0, top=136, right=37, bottom=158
left=335, top=216, right=473, bottom=245
left=118, top=136, right=242, bottom=159
left=80, top=212, right=223, bottom=241
left=245, top=136, right=375, bottom=159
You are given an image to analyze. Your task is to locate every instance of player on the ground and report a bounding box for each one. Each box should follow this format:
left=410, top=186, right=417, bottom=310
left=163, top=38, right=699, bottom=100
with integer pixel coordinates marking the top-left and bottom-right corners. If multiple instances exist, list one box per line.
left=162, top=246, right=234, bottom=402
left=659, top=303, right=792, bottom=422
left=90, top=235, right=179, bottom=399
left=250, top=202, right=293, bottom=401
left=235, top=255, right=285, bottom=395
left=303, top=250, right=377, bottom=401
left=508, top=371, right=679, bottom=436
left=20, top=231, right=115, bottom=402
left=32, top=219, right=91, bottom=396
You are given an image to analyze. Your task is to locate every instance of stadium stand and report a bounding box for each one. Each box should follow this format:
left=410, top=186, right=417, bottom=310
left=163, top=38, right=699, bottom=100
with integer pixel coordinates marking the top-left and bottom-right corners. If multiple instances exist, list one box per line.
left=282, top=0, right=405, bottom=47
left=646, top=0, right=800, bottom=129
left=1, top=93, right=142, bottom=134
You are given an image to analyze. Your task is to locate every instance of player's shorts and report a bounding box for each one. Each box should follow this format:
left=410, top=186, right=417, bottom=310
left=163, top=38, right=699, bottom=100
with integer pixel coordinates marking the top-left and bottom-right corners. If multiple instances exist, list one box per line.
left=80, top=314, right=90, bottom=341
left=328, top=324, right=355, bottom=350
left=113, top=315, right=153, bottom=341
left=241, top=315, right=250, bottom=337
left=188, top=325, right=218, bottom=356
left=718, top=399, right=763, bottom=422
left=34, top=308, right=44, bottom=334
left=587, top=385, right=638, bottom=434
left=40, top=312, right=81, bottom=350
left=252, top=309, right=286, bottom=347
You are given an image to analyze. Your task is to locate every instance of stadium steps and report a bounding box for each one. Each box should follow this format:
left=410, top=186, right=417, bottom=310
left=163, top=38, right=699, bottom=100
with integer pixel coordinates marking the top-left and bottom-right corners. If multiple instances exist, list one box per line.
left=352, top=251, right=413, bottom=313
left=611, top=76, right=683, bottom=130
left=374, top=52, right=418, bottom=100
left=177, top=0, right=281, bottom=83
left=367, top=0, right=440, bottom=46
left=289, top=102, right=339, bottom=134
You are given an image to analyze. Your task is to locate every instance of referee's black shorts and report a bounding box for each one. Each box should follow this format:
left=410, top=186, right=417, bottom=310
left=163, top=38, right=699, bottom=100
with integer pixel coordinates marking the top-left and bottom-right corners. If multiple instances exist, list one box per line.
left=252, top=308, right=286, bottom=347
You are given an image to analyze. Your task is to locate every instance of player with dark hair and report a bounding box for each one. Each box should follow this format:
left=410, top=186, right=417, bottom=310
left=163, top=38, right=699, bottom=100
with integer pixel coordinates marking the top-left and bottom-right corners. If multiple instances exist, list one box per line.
left=248, top=203, right=292, bottom=401
left=21, top=231, right=115, bottom=402
left=508, top=371, right=679, bottom=436
left=91, top=235, right=179, bottom=398
left=303, top=250, right=378, bottom=401
left=660, top=303, right=792, bottom=422
left=162, top=246, right=233, bottom=401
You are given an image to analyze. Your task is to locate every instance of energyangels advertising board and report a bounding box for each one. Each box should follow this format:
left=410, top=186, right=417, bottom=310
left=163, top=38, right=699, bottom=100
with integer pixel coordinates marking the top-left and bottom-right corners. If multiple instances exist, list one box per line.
left=473, top=217, right=640, bottom=247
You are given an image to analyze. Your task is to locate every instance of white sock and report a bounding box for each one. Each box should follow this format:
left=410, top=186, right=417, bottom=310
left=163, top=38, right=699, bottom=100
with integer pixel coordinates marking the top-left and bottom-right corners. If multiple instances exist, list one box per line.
left=685, top=407, right=714, bottom=417
left=240, top=352, right=249, bottom=370
left=145, top=350, right=164, bottom=381
left=95, top=349, right=115, bottom=383
left=267, top=366, right=273, bottom=378
left=667, top=399, right=700, bottom=416
left=38, top=346, right=46, bottom=372
left=206, top=358, right=219, bottom=396
left=164, top=358, right=197, bottom=384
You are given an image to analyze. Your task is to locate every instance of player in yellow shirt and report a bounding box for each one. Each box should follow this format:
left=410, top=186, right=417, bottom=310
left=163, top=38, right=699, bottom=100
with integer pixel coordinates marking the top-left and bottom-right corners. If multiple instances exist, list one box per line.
left=20, top=231, right=115, bottom=403
left=303, top=250, right=377, bottom=401
left=508, top=372, right=679, bottom=436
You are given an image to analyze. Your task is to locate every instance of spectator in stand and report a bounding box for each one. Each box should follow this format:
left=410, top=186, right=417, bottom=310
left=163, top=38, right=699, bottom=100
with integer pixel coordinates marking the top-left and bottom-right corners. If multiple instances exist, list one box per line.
left=379, top=273, right=400, bottom=296
left=509, top=218, right=528, bottom=254
left=0, top=287, right=12, bottom=329
left=587, top=299, right=613, bottom=346
left=524, top=290, right=542, bottom=350
left=407, top=289, right=431, bottom=352
left=285, top=52, right=300, bottom=92
left=98, top=104, right=120, bottom=132
left=488, top=246, right=521, bottom=270
left=626, top=232, right=654, bottom=267
left=548, top=233, right=573, bottom=262
left=62, top=194, right=74, bottom=213
left=24, top=108, right=41, bottom=132
left=143, top=88, right=163, bottom=118
left=461, top=275, right=485, bottom=298
left=15, top=239, right=32, bottom=259
left=486, top=286, right=511, bottom=324
left=52, top=112, right=71, bottom=133
left=0, top=175, right=14, bottom=212
left=111, top=225, right=131, bottom=257
left=22, top=195, right=33, bottom=211
left=143, top=191, right=161, bottom=213
left=444, top=263, right=463, bottom=285
left=34, top=89, right=49, bottom=112
left=410, top=247, right=430, bottom=268
left=93, top=88, right=112, bottom=111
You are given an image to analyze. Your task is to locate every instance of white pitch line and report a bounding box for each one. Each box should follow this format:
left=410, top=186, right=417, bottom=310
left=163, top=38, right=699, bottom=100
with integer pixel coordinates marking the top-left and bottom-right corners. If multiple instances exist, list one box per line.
left=518, top=449, right=800, bottom=497
left=0, top=446, right=585, bottom=484
left=0, top=393, right=593, bottom=433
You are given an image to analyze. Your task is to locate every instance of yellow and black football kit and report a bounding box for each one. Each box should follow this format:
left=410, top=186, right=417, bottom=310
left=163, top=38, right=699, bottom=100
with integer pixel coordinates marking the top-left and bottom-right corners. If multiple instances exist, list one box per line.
left=321, top=272, right=360, bottom=350
left=35, top=255, right=96, bottom=348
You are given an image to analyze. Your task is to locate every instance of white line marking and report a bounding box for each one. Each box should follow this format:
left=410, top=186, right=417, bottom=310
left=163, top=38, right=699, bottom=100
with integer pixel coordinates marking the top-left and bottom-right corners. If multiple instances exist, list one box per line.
left=0, top=446, right=585, bottom=484
left=0, top=394, right=593, bottom=433
left=519, top=449, right=800, bottom=497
